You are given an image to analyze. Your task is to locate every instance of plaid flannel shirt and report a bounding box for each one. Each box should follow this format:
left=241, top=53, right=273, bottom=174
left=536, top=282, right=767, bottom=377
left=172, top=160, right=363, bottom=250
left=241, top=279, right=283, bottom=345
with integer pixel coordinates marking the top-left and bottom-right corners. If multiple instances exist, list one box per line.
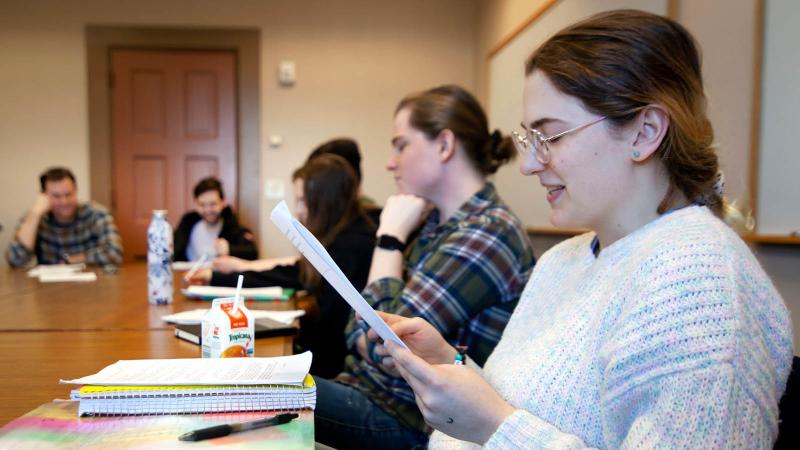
left=337, top=183, right=535, bottom=433
left=6, top=202, right=123, bottom=268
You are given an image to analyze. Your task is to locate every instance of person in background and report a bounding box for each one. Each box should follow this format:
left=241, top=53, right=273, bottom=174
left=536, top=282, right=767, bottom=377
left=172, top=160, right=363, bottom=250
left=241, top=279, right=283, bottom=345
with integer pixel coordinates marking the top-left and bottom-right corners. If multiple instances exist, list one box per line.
left=6, top=167, right=123, bottom=268
left=211, top=137, right=378, bottom=274
left=306, top=137, right=382, bottom=223
left=173, top=177, right=257, bottom=262
left=313, top=85, right=536, bottom=450
left=374, top=10, right=793, bottom=449
left=190, top=154, right=376, bottom=378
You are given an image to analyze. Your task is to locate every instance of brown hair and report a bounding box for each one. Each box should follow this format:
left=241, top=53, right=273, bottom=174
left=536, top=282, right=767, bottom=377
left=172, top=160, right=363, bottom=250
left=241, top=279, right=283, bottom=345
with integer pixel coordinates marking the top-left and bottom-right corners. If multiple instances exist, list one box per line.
left=396, top=85, right=515, bottom=175
left=292, top=153, right=372, bottom=288
left=193, top=176, right=224, bottom=200
left=525, top=9, right=726, bottom=218
left=40, top=167, right=76, bottom=192
left=307, top=138, right=363, bottom=183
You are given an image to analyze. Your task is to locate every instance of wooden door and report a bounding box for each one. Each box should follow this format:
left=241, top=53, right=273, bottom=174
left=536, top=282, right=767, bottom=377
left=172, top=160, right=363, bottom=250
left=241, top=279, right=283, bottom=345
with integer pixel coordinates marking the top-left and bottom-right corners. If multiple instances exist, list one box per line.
left=111, top=50, right=238, bottom=258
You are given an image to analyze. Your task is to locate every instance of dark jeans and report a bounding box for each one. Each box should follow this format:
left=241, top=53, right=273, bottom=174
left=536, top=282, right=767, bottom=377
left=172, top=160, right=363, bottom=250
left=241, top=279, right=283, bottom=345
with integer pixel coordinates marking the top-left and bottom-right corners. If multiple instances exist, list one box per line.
left=314, top=376, right=428, bottom=450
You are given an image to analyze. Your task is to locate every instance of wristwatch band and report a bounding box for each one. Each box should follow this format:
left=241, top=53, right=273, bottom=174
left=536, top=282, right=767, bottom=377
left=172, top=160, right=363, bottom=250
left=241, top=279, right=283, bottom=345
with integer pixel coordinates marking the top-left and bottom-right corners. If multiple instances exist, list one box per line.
left=376, top=234, right=406, bottom=252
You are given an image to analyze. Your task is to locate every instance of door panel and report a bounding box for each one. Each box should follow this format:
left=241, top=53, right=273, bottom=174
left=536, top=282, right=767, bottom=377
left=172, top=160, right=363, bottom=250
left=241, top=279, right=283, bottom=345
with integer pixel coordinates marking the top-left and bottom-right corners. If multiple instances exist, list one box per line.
left=131, top=70, right=167, bottom=135
left=132, top=156, right=167, bottom=224
left=112, top=50, right=238, bottom=258
left=184, top=71, right=219, bottom=138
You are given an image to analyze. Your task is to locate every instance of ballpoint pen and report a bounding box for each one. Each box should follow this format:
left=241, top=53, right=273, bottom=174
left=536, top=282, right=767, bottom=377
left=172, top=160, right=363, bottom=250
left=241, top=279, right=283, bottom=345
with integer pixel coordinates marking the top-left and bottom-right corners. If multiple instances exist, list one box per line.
left=183, top=253, right=208, bottom=283
left=178, top=412, right=298, bottom=442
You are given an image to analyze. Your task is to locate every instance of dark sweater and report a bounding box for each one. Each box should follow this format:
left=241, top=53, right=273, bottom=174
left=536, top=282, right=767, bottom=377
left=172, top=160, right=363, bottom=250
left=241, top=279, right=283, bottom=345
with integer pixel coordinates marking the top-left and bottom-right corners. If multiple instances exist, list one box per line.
left=173, top=207, right=258, bottom=261
left=211, top=214, right=376, bottom=378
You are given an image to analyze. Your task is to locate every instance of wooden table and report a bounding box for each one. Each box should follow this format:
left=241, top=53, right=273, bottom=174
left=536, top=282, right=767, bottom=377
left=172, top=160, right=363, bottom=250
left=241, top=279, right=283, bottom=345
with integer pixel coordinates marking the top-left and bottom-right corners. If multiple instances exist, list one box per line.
left=0, top=263, right=296, bottom=331
left=0, top=263, right=297, bottom=425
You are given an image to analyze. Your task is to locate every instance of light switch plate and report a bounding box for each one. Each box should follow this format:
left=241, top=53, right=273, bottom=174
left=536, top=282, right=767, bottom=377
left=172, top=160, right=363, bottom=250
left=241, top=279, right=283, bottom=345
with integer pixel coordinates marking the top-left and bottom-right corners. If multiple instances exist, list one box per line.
left=278, top=61, right=296, bottom=86
left=265, top=179, right=285, bottom=199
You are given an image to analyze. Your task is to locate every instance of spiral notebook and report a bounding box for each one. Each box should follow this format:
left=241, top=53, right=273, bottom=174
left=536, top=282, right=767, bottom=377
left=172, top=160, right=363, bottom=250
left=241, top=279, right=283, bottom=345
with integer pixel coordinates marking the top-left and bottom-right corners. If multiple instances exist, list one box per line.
left=70, top=375, right=316, bottom=416
left=62, top=352, right=316, bottom=417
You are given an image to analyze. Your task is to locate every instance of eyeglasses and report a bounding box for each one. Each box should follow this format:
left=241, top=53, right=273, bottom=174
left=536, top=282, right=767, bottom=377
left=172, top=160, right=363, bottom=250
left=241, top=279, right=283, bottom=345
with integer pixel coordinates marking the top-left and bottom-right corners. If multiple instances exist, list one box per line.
left=511, top=115, right=608, bottom=165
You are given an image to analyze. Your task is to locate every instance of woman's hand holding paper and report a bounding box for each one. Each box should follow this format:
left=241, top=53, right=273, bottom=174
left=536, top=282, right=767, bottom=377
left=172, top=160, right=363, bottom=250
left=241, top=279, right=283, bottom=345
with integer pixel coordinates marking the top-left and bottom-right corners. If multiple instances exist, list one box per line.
left=368, top=311, right=455, bottom=369
left=385, top=340, right=516, bottom=445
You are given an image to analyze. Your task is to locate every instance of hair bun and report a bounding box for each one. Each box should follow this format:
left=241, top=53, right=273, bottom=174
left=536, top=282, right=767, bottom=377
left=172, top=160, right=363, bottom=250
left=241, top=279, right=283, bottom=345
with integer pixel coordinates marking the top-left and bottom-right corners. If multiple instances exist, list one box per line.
left=489, top=129, right=502, bottom=152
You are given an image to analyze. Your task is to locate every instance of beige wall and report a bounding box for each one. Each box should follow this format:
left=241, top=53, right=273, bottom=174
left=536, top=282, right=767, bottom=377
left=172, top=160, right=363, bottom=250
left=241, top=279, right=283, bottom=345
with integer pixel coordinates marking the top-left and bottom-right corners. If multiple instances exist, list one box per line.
left=475, top=0, right=554, bottom=103
left=0, top=0, right=478, bottom=260
left=676, top=0, right=756, bottom=211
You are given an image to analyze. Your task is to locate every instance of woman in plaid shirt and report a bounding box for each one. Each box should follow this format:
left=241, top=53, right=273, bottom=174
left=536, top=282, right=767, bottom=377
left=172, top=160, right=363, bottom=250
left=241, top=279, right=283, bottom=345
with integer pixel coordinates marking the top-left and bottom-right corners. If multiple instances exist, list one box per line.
left=314, top=85, right=536, bottom=450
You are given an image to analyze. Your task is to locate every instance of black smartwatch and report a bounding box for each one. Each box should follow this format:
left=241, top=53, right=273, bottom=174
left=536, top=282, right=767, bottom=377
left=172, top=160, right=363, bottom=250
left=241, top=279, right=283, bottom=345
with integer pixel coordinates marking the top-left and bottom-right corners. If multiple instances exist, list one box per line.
left=376, top=234, right=406, bottom=252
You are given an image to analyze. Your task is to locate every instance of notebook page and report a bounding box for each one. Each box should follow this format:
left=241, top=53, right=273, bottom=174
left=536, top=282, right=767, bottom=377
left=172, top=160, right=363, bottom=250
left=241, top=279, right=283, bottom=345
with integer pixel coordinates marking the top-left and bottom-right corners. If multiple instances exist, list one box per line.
left=61, top=352, right=312, bottom=386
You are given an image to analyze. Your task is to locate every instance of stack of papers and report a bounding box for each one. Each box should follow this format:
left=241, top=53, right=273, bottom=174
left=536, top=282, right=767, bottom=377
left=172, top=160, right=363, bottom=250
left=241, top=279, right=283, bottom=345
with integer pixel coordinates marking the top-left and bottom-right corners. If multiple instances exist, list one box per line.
left=162, top=308, right=305, bottom=325
left=26, top=264, right=97, bottom=283
left=181, top=285, right=292, bottom=301
left=62, top=352, right=316, bottom=416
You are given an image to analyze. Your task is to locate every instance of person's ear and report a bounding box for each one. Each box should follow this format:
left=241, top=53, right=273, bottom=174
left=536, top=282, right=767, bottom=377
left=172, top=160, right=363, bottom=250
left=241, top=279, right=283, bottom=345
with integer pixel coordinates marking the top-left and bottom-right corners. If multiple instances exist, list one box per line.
left=631, top=105, right=669, bottom=162
left=437, top=129, right=457, bottom=162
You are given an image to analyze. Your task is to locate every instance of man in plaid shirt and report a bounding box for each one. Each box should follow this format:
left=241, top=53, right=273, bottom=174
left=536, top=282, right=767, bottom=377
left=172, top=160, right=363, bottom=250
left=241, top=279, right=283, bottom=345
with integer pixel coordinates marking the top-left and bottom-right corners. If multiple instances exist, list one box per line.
left=6, top=167, right=123, bottom=268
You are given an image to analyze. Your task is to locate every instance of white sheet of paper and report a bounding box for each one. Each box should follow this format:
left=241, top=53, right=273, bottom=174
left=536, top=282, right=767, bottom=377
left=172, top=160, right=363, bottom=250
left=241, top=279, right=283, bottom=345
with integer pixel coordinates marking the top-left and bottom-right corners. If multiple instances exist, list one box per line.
left=172, top=261, right=212, bottom=271
left=161, top=308, right=306, bottom=325
left=60, top=351, right=312, bottom=386
left=182, top=285, right=284, bottom=299
left=270, top=201, right=407, bottom=349
left=27, top=264, right=86, bottom=277
left=38, top=272, right=97, bottom=283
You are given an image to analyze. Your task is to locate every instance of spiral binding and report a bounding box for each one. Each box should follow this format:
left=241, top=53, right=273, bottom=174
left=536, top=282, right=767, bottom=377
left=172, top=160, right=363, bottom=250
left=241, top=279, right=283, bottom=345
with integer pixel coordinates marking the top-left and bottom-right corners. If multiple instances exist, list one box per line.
left=74, top=384, right=316, bottom=417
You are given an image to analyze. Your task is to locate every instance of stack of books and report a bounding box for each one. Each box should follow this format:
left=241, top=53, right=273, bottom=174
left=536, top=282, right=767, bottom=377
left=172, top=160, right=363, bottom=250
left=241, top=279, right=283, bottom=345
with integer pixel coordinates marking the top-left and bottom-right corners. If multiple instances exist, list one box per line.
left=61, top=352, right=315, bottom=417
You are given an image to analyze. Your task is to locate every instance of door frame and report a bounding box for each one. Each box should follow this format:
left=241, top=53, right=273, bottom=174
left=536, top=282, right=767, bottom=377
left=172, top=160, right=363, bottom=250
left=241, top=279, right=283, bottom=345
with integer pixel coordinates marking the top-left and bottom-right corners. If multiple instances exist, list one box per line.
left=86, top=26, right=261, bottom=249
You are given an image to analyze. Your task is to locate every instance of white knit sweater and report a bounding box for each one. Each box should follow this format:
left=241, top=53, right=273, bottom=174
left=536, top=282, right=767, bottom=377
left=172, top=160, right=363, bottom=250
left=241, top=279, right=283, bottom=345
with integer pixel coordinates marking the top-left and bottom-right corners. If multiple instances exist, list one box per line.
left=429, top=206, right=793, bottom=449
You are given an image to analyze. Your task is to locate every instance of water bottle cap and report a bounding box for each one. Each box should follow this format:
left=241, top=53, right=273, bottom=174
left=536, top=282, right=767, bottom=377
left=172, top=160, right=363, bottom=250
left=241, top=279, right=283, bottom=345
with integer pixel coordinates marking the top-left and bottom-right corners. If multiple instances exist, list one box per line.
left=152, top=210, right=168, bottom=217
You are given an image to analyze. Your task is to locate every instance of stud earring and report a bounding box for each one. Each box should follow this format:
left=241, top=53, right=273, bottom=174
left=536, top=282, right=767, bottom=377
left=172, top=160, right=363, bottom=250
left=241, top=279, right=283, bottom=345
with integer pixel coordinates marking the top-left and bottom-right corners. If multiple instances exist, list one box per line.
left=632, top=150, right=641, bottom=159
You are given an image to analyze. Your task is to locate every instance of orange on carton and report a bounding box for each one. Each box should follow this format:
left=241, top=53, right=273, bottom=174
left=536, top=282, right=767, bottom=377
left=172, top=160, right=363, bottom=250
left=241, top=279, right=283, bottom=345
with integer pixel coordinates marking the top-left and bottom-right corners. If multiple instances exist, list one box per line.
left=201, top=297, right=255, bottom=358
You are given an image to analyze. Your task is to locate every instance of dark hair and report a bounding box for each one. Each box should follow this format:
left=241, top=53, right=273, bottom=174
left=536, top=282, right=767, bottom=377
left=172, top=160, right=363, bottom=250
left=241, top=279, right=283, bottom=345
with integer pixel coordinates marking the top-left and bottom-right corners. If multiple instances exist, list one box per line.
left=193, top=177, right=224, bottom=200
left=307, top=138, right=363, bottom=183
left=395, top=85, right=514, bottom=175
left=525, top=9, right=723, bottom=217
left=292, top=154, right=372, bottom=288
left=39, top=167, right=76, bottom=192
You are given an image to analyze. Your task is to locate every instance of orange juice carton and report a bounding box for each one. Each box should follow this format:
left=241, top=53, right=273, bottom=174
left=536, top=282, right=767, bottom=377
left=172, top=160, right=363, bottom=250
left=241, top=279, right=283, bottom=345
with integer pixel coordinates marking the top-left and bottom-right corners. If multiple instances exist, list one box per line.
left=201, top=297, right=255, bottom=358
